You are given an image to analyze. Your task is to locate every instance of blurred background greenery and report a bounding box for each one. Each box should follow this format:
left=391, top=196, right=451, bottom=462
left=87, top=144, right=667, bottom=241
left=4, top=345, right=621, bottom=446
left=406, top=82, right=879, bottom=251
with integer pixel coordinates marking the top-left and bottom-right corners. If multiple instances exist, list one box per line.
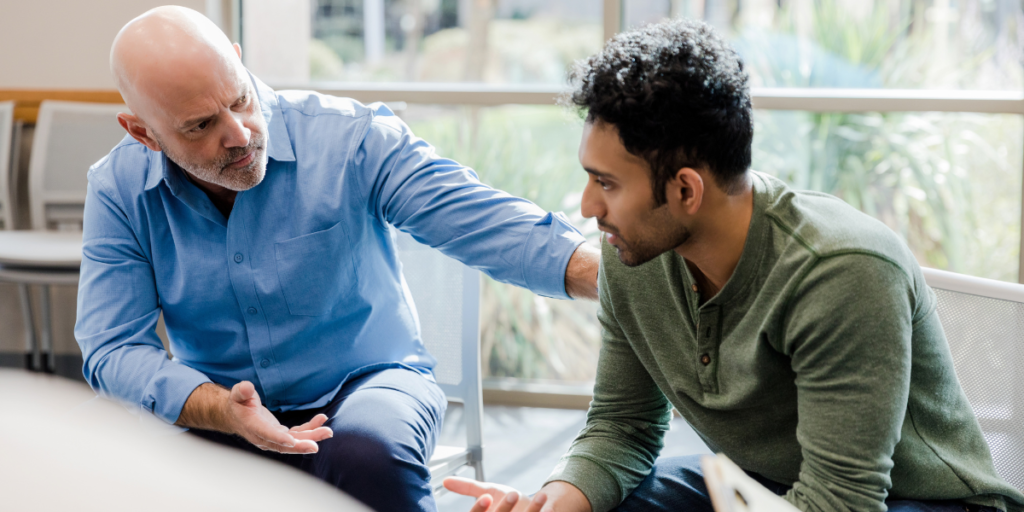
left=311, top=0, right=1024, bottom=383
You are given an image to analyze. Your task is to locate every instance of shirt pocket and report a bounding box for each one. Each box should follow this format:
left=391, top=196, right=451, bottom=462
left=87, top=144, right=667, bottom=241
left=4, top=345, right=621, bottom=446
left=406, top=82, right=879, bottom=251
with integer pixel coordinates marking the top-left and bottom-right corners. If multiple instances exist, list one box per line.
left=274, top=220, right=355, bottom=316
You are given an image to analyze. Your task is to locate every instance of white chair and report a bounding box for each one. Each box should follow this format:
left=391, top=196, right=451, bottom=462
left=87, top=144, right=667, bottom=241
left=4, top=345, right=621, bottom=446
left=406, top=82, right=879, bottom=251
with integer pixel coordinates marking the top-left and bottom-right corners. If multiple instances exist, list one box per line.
left=393, top=228, right=486, bottom=487
left=0, top=100, right=130, bottom=372
left=0, top=101, right=15, bottom=229
left=923, top=267, right=1024, bottom=492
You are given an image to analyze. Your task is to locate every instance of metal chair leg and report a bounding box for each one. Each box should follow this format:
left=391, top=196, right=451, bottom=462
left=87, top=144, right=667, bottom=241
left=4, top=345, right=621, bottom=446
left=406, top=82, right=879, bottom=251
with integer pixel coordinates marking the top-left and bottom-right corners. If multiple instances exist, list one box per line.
left=39, top=284, right=54, bottom=373
left=472, top=460, right=485, bottom=482
left=17, top=283, right=38, bottom=371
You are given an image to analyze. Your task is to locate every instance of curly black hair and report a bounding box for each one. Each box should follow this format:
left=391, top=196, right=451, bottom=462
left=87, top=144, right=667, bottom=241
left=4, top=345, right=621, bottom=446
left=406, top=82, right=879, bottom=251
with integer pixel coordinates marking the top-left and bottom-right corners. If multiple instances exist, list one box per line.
left=565, top=18, right=753, bottom=201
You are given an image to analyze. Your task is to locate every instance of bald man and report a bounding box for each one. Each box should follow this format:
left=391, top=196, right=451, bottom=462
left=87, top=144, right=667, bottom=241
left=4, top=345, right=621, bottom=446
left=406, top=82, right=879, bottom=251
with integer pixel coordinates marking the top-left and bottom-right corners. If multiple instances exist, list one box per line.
left=75, top=6, right=598, bottom=511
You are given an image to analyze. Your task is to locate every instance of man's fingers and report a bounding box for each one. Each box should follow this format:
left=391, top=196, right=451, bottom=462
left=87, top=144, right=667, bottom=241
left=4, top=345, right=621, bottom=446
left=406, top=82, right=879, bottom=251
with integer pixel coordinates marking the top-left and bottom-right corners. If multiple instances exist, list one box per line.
left=443, top=476, right=493, bottom=498
left=494, top=491, right=519, bottom=512
left=468, top=494, right=493, bottom=512
left=230, top=381, right=258, bottom=405
left=290, top=426, right=333, bottom=442
left=252, top=437, right=319, bottom=454
left=289, top=413, right=328, bottom=432
left=526, top=492, right=548, bottom=512
left=251, top=419, right=299, bottom=448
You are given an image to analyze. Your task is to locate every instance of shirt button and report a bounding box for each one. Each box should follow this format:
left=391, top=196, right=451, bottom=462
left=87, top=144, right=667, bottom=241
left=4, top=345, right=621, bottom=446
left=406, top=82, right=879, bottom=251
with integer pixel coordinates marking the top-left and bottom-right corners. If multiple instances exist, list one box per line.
left=691, top=284, right=698, bottom=292
left=234, top=253, right=243, bottom=263
left=700, top=353, right=711, bottom=365
left=260, top=358, right=271, bottom=368
left=247, top=307, right=258, bottom=315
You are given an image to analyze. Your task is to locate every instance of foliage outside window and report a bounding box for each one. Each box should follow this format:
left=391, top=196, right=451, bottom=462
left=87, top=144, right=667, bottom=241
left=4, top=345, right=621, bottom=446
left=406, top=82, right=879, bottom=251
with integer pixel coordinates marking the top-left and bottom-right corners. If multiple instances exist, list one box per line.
left=310, top=0, right=603, bottom=83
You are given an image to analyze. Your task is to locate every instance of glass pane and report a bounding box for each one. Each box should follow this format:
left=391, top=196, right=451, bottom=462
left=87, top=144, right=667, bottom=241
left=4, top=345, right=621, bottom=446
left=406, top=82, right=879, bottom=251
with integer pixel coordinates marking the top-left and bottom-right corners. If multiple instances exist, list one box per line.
left=244, top=0, right=603, bottom=84
left=753, top=110, right=1023, bottom=282
left=404, top=104, right=601, bottom=382
left=623, top=0, right=1024, bottom=90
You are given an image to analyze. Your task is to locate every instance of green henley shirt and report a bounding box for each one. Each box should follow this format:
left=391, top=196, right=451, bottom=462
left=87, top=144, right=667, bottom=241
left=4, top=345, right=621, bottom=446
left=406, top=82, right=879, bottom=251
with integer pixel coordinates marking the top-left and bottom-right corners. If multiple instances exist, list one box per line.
left=546, top=172, right=1024, bottom=512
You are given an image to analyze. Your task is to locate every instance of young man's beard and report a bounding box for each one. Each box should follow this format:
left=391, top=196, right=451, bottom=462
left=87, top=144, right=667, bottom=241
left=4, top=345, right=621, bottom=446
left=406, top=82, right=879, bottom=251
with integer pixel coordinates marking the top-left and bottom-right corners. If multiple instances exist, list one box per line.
left=605, top=205, right=691, bottom=267
left=156, top=131, right=268, bottom=192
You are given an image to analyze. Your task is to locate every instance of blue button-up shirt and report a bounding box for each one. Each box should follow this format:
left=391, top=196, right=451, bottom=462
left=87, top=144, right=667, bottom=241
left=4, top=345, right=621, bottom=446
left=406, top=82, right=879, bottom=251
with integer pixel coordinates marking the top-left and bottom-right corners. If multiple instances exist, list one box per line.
left=75, top=76, right=585, bottom=424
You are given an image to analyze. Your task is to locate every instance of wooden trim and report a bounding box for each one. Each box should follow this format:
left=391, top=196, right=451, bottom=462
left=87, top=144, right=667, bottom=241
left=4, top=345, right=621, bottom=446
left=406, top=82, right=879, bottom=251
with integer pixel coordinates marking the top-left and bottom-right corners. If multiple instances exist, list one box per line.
left=482, top=379, right=594, bottom=410
left=0, top=90, right=124, bottom=123
left=4, top=87, right=1023, bottom=121
left=482, top=387, right=593, bottom=410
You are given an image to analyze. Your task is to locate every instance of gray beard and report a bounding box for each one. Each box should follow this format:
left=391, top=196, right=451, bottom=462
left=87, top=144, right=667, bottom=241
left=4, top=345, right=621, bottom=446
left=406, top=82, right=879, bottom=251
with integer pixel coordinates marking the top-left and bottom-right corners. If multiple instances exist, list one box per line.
left=157, top=133, right=267, bottom=192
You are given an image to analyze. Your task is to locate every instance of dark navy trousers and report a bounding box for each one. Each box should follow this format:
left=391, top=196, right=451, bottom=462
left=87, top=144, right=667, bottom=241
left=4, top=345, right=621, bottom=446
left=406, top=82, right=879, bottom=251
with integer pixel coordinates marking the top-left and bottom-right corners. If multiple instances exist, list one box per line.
left=190, top=367, right=446, bottom=512
left=613, top=455, right=996, bottom=512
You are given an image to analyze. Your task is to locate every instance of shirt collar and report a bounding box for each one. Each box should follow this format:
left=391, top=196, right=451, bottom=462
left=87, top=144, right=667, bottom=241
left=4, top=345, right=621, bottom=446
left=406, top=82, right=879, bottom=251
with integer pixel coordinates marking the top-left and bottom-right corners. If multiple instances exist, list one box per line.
left=144, top=70, right=295, bottom=192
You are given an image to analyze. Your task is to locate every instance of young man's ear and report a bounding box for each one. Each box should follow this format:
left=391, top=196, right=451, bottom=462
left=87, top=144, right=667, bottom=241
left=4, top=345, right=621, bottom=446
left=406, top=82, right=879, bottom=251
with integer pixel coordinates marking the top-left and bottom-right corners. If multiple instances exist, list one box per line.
left=668, top=167, right=704, bottom=215
left=117, top=113, right=161, bottom=152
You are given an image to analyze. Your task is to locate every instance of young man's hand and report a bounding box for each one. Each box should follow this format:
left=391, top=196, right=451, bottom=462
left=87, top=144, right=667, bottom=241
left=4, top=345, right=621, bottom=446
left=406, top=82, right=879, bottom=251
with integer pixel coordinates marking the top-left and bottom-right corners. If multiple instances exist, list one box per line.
left=177, top=381, right=333, bottom=454
left=444, top=477, right=592, bottom=512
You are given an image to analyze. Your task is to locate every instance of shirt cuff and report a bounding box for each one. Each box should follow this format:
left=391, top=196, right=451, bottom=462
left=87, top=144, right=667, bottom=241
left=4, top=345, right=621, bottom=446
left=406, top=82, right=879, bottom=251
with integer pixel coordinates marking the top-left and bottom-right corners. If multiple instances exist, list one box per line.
left=545, top=455, right=622, bottom=512
left=141, top=361, right=213, bottom=425
left=522, top=211, right=587, bottom=300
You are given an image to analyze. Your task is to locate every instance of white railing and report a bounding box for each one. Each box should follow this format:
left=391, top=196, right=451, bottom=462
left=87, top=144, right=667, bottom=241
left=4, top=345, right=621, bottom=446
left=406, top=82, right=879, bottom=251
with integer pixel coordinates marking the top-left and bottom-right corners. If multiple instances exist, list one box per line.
left=274, top=83, right=1024, bottom=114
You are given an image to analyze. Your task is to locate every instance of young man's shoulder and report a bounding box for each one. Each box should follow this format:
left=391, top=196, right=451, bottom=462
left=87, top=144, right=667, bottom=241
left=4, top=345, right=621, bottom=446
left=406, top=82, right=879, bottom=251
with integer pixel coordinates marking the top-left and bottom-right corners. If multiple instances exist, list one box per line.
left=757, top=172, right=912, bottom=268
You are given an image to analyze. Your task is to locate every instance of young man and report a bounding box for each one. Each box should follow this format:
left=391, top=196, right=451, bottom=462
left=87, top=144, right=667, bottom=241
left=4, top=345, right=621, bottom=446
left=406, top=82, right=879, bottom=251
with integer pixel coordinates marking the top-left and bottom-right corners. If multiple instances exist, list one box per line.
left=446, top=18, right=1024, bottom=512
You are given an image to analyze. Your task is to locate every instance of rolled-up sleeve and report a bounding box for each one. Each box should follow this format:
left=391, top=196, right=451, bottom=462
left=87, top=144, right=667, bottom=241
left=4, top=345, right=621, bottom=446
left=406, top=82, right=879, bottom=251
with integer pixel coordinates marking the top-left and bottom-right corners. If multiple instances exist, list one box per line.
left=75, top=173, right=211, bottom=424
left=357, top=104, right=586, bottom=299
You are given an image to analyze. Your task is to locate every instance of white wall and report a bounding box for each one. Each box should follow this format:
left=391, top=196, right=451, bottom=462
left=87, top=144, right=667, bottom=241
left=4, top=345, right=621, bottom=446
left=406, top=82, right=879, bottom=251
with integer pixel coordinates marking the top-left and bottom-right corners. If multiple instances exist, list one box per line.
left=241, top=0, right=310, bottom=84
left=0, top=0, right=208, bottom=89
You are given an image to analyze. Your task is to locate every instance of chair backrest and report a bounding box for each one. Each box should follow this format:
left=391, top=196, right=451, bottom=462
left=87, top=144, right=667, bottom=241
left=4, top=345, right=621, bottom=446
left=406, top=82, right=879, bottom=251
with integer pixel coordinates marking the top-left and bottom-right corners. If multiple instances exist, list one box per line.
left=393, top=228, right=484, bottom=456
left=29, top=101, right=130, bottom=231
left=922, top=267, right=1024, bottom=492
left=0, top=101, right=14, bottom=230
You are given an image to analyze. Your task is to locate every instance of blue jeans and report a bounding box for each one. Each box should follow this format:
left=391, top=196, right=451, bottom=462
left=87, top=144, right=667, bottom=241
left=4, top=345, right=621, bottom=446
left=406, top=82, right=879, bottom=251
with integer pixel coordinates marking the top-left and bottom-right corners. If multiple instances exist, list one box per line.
left=612, top=455, right=995, bottom=512
left=189, top=367, right=446, bottom=512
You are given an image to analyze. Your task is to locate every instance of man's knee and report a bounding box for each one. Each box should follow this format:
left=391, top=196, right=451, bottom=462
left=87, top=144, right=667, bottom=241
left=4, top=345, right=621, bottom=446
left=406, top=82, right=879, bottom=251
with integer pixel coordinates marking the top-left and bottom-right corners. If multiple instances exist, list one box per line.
left=318, top=427, right=422, bottom=481
left=311, top=407, right=436, bottom=511
left=312, top=384, right=439, bottom=484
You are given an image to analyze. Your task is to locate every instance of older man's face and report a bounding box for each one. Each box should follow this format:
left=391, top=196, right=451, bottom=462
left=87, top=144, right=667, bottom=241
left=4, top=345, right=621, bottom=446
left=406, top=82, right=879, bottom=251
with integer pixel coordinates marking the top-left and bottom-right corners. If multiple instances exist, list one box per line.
left=149, top=67, right=268, bottom=192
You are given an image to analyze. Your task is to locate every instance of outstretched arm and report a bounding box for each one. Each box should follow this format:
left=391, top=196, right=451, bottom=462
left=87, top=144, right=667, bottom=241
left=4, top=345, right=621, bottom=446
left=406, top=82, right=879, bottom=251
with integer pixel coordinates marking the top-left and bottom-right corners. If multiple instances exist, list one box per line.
left=358, top=105, right=590, bottom=300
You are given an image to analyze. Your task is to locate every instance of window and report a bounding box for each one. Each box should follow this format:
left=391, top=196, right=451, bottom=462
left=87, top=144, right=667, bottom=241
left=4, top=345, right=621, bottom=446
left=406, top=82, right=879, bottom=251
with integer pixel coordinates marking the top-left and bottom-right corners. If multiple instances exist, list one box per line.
left=241, top=0, right=1024, bottom=386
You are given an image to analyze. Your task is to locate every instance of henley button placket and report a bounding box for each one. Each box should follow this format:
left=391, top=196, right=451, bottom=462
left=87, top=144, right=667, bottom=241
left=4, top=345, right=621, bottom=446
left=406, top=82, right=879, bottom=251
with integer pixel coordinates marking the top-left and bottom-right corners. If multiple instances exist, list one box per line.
left=696, top=306, right=720, bottom=394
